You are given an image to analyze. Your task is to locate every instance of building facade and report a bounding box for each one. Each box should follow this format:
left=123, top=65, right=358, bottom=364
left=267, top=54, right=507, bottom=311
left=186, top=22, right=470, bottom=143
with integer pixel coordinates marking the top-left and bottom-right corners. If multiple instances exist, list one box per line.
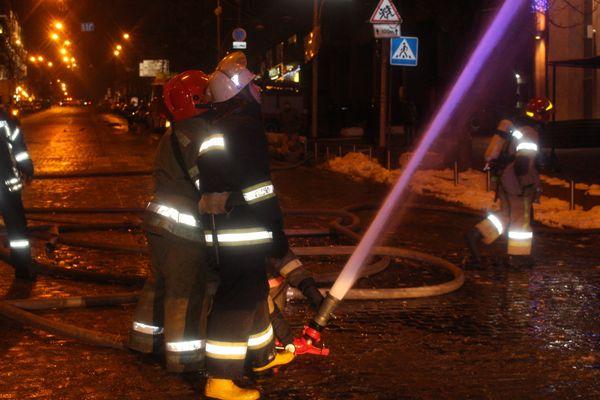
left=545, top=0, right=600, bottom=120
left=0, top=0, right=27, bottom=104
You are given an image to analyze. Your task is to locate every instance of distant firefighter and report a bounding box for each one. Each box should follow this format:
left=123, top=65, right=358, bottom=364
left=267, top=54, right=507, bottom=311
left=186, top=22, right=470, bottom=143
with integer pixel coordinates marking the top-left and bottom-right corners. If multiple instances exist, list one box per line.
left=466, top=98, right=553, bottom=268
left=0, top=106, right=35, bottom=280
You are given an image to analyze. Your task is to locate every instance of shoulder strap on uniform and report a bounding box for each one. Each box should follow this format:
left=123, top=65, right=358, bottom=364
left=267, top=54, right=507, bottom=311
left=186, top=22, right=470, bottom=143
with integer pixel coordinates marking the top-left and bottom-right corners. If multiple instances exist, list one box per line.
left=169, top=129, right=193, bottom=183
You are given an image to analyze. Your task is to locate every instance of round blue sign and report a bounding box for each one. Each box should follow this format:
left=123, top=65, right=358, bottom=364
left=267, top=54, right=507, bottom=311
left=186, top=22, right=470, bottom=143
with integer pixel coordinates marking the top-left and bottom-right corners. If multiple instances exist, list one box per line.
left=232, top=28, right=247, bottom=42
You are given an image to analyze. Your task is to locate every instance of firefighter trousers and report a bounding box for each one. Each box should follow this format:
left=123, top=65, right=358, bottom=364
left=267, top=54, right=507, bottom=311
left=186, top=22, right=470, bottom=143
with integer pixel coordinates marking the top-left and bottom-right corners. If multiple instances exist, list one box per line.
left=205, top=249, right=276, bottom=380
left=0, top=186, right=32, bottom=276
left=129, top=231, right=216, bottom=372
left=475, top=184, right=536, bottom=256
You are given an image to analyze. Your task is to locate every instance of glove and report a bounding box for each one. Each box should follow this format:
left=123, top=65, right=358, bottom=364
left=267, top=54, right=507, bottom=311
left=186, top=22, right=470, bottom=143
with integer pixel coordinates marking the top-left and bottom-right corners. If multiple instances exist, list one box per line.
left=199, top=192, right=231, bottom=215
left=268, top=247, right=296, bottom=274
left=298, top=277, right=324, bottom=310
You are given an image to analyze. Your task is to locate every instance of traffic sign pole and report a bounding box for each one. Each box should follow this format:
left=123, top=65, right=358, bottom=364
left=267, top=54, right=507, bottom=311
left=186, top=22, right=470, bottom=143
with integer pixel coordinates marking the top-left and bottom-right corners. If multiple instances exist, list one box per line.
left=370, top=0, right=401, bottom=148
left=379, top=39, right=389, bottom=148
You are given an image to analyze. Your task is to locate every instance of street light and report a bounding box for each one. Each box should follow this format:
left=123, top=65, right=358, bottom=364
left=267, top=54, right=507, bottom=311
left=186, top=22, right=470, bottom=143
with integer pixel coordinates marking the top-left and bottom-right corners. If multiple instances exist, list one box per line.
left=29, top=56, right=36, bottom=63
left=47, top=61, right=54, bottom=67
left=64, top=40, right=71, bottom=46
left=51, top=32, right=60, bottom=41
left=114, top=50, right=121, bottom=56
left=54, top=22, right=64, bottom=30
left=116, top=44, right=122, bottom=51
left=62, top=56, right=70, bottom=63
left=60, top=48, right=67, bottom=55
left=37, top=56, right=44, bottom=62
left=123, top=33, right=130, bottom=40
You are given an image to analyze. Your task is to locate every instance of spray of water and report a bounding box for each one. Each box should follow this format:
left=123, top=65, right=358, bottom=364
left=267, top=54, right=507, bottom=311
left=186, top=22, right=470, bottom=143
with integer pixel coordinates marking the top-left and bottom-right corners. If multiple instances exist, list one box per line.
left=326, top=0, right=528, bottom=303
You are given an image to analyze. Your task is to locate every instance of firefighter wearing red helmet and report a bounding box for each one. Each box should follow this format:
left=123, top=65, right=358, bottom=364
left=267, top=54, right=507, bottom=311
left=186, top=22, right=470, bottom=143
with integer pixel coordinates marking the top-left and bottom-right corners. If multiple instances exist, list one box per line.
left=129, top=70, right=217, bottom=373
left=466, top=97, right=553, bottom=268
left=197, top=52, right=298, bottom=400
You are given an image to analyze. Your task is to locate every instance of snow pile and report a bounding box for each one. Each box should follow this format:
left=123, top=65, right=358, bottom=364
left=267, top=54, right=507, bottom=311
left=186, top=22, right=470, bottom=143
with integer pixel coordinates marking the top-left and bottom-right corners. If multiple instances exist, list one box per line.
left=539, top=175, right=600, bottom=196
left=327, top=152, right=399, bottom=184
left=411, top=169, right=498, bottom=211
left=326, top=153, right=600, bottom=229
left=585, top=185, right=600, bottom=196
left=540, top=175, right=570, bottom=188
left=534, top=197, right=600, bottom=229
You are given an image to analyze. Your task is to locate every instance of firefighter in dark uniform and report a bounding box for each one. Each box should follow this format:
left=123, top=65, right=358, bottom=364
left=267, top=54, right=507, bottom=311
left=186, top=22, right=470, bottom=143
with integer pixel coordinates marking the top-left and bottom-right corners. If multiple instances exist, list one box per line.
left=128, top=71, right=216, bottom=373
left=466, top=98, right=553, bottom=268
left=199, top=52, right=294, bottom=400
left=0, top=106, right=35, bottom=280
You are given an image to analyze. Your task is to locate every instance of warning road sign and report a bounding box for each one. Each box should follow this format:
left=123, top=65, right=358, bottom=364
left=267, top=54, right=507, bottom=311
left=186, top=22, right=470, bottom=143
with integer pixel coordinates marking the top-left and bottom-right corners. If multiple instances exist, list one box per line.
left=390, top=36, right=419, bottom=67
left=370, top=0, right=402, bottom=24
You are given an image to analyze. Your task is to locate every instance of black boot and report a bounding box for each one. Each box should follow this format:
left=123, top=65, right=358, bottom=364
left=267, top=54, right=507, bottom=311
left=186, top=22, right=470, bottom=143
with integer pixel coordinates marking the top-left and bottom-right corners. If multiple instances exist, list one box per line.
left=12, top=253, right=37, bottom=281
left=465, top=228, right=483, bottom=263
left=14, top=266, right=37, bottom=281
left=505, top=255, right=535, bottom=269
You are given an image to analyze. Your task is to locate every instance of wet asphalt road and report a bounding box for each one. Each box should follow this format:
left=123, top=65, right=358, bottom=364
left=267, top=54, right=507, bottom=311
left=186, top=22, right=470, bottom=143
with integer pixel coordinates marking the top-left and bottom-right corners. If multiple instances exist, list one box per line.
left=0, top=107, right=598, bottom=399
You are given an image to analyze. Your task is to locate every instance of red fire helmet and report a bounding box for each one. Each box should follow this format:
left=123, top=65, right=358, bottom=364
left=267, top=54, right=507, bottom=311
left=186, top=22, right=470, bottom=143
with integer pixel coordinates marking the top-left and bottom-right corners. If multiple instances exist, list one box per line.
left=524, top=97, right=554, bottom=122
left=163, top=70, right=211, bottom=121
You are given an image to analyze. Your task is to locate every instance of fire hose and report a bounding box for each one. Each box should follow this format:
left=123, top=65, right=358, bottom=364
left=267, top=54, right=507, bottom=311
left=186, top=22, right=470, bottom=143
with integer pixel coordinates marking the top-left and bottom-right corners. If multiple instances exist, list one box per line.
left=31, top=156, right=311, bottom=181
left=0, top=207, right=464, bottom=350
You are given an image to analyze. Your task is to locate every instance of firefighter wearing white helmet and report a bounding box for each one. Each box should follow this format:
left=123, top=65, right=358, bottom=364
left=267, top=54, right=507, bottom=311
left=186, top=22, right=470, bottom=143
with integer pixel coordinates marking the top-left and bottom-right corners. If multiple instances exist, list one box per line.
left=206, top=52, right=257, bottom=103
left=466, top=98, right=553, bottom=269
left=200, top=52, right=295, bottom=400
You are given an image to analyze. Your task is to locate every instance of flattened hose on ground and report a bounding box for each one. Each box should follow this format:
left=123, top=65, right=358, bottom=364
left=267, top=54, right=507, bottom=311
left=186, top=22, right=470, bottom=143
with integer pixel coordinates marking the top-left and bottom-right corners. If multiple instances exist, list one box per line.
left=0, top=301, right=126, bottom=350
left=0, top=249, right=146, bottom=285
left=4, top=209, right=360, bottom=284
left=291, top=246, right=464, bottom=300
left=344, top=202, right=600, bottom=235
left=0, top=244, right=462, bottom=349
left=25, top=207, right=145, bottom=214
left=32, top=156, right=311, bottom=180
left=0, top=207, right=464, bottom=349
left=25, top=209, right=359, bottom=255
left=34, top=170, right=153, bottom=180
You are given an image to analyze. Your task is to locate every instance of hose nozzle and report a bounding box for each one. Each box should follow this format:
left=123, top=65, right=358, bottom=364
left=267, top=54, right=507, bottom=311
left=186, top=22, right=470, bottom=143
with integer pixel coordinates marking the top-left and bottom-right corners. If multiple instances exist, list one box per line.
left=312, top=293, right=340, bottom=329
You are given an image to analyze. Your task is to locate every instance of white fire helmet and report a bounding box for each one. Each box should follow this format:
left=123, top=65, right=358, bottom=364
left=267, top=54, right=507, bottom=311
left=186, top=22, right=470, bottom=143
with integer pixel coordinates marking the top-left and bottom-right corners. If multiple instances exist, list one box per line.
left=207, top=52, right=256, bottom=103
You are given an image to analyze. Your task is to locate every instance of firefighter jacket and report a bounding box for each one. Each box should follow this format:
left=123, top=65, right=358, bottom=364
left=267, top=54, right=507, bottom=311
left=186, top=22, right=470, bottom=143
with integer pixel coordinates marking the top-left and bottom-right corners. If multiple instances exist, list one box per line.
left=500, top=121, right=541, bottom=196
left=0, top=112, right=33, bottom=193
left=196, top=101, right=289, bottom=258
left=144, top=115, right=213, bottom=242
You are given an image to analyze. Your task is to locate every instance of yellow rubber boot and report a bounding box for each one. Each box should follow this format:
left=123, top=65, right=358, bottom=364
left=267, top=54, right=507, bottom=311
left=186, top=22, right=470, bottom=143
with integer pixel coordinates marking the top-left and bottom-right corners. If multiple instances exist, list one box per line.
left=252, top=350, right=295, bottom=372
left=204, top=378, right=260, bottom=400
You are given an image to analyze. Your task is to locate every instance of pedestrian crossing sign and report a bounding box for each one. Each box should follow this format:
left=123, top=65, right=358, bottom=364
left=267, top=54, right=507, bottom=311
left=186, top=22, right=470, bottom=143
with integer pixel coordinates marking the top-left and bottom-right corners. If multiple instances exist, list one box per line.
left=390, top=36, right=419, bottom=67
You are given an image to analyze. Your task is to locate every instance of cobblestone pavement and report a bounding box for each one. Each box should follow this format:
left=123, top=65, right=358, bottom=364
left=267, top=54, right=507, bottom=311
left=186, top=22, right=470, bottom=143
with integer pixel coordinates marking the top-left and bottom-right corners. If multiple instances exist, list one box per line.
left=0, top=107, right=598, bottom=399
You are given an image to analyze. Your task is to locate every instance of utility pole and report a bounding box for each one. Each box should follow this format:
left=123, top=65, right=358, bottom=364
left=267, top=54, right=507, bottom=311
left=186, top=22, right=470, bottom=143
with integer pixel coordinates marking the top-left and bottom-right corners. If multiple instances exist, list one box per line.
left=311, top=0, right=319, bottom=140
